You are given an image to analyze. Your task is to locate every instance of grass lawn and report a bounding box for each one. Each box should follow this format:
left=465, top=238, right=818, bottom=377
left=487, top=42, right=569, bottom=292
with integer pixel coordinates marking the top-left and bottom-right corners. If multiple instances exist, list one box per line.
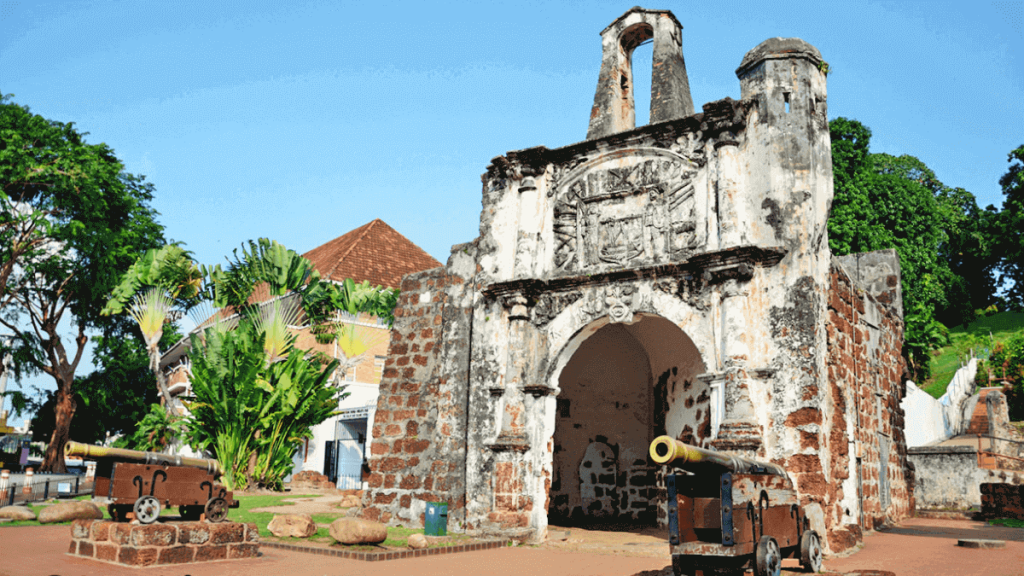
left=923, top=312, right=1024, bottom=398
left=988, top=517, right=1024, bottom=528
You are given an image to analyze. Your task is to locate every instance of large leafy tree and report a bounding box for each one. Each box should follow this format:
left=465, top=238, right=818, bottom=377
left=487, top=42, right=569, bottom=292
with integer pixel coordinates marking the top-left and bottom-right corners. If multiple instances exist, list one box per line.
left=998, top=145, right=1024, bottom=308
left=28, top=319, right=177, bottom=446
left=0, top=95, right=165, bottom=471
left=827, top=118, right=996, bottom=379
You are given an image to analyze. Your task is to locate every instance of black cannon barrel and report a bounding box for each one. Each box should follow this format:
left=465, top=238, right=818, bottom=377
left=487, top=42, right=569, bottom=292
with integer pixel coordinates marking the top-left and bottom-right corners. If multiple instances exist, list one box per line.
left=64, top=441, right=222, bottom=476
left=649, top=435, right=788, bottom=476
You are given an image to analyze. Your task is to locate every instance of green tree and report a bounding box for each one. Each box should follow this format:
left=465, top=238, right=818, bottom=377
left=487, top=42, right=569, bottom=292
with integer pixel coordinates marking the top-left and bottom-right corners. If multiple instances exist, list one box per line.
left=0, top=95, right=165, bottom=471
left=27, top=319, right=178, bottom=446
left=827, top=118, right=996, bottom=379
left=998, top=145, right=1024, bottom=308
left=101, top=245, right=203, bottom=413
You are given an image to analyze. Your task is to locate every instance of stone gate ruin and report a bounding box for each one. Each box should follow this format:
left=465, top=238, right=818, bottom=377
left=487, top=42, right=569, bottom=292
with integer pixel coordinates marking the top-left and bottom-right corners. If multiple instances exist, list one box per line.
left=361, top=7, right=912, bottom=554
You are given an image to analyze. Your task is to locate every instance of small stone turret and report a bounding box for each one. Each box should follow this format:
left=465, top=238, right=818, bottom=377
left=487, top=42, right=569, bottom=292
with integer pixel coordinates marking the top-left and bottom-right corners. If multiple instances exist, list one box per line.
left=586, top=7, right=694, bottom=140
left=734, top=37, right=831, bottom=258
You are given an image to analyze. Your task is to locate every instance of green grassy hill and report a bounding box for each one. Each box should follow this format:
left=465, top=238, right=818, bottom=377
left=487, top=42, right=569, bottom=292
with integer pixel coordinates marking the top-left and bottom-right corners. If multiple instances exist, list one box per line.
left=922, top=311, right=1024, bottom=398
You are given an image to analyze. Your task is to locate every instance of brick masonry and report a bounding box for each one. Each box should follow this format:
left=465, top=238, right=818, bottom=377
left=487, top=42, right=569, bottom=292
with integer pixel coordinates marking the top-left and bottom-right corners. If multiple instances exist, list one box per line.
left=823, top=257, right=913, bottom=552
left=981, top=483, right=1024, bottom=520
left=68, top=520, right=259, bottom=567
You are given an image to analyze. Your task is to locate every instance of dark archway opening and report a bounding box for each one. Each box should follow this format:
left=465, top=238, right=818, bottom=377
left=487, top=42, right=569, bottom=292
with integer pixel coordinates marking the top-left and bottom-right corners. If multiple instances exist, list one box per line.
left=547, top=314, right=707, bottom=531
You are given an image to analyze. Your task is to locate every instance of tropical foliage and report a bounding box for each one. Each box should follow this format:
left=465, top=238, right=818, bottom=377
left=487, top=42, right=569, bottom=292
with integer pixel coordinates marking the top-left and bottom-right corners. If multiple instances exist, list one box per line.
left=827, top=118, right=1002, bottom=380
left=0, top=94, right=165, bottom=471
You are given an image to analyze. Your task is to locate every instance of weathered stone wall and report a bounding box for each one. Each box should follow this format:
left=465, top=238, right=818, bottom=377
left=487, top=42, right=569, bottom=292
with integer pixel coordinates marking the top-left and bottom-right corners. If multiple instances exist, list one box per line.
left=68, top=519, right=259, bottom=567
left=824, top=255, right=912, bottom=551
left=359, top=9, right=911, bottom=557
left=361, top=249, right=477, bottom=527
left=908, top=446, right=989, bottom=509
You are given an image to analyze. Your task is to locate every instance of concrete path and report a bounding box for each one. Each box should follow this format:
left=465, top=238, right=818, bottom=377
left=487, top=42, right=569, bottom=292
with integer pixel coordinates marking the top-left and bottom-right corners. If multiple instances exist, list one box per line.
left=2, top=517, right=1022, bottom=575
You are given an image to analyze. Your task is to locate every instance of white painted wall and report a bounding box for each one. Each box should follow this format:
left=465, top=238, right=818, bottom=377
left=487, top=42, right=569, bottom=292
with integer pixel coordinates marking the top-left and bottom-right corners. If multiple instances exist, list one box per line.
left=901, top=358, right=977, bottom=447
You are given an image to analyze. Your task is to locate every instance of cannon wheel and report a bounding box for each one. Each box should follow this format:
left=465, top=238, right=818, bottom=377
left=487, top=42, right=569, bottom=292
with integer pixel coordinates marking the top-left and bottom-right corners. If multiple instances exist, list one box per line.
left=133, top=495, right=161, bottom=525
left=800, top=530, right=823, bottom=573
left=204, top=497, right=228, bottom=523
left=179, top=505, right=204, bottom=521
left=107, top=503, right=133, bottom=522
left=755, top=536, right=782, bottom=576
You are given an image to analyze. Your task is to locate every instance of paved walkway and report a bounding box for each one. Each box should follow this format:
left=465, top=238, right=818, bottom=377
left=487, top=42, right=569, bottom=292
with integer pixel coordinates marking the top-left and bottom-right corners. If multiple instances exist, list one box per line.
left=2, top=517, right=1022, bottom=575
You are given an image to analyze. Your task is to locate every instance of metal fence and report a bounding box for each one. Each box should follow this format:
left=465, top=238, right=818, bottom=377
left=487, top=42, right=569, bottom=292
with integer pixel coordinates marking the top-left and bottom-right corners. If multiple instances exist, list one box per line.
left=0, top=475, right=95, bottom=506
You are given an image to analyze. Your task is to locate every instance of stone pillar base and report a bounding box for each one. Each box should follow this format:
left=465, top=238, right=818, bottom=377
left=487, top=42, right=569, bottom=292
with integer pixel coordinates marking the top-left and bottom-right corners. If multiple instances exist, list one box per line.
left=711, top=420, right=763, bottom=456
left=68, top=519, right=259, bottom=567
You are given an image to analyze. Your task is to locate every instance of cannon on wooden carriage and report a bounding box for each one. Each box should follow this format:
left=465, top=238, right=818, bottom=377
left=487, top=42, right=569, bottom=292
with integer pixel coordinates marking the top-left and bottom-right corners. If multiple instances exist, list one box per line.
left=64, top=441, right=237, bottom=525
left=649, top=436, right=822, bottom=576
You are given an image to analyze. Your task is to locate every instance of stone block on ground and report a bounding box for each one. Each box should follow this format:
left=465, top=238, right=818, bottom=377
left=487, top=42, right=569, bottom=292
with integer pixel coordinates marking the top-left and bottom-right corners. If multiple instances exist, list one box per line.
left=407, top=533, right=427, bottom=549
left=268, top=513, right=317, bottom=538
left=329, top=517, right=388, bottom=545
left=38, top=500, right=102, bottom=524
left=69, top=520, right=258, bottom=567
left=0, top=505, right=36, bottom=521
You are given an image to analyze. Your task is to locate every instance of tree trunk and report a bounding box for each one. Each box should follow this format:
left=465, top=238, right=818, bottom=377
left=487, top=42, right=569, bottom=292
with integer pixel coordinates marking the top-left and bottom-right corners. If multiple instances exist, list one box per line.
left=149, top=338, right=176, bottom=415
left=40, top=382, right=76, bottom=473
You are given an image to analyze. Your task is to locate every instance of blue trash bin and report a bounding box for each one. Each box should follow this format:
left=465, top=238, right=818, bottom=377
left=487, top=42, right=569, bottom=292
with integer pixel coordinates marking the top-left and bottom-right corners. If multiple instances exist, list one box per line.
left=424, top=501, right=448, bottom=536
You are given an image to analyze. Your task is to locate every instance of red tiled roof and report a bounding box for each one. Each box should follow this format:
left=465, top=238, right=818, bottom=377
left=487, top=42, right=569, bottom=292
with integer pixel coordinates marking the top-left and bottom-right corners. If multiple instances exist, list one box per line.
left=302, top=219, right=441, bottom=290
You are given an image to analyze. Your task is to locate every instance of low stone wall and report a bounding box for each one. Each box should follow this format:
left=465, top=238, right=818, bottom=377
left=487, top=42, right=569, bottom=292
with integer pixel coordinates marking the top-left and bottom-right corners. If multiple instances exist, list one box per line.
left=68, top=520, right=259, bottom=567
left=981, top=483, right=1024, bottom=520
left=908, top=446, right=987, bottom=509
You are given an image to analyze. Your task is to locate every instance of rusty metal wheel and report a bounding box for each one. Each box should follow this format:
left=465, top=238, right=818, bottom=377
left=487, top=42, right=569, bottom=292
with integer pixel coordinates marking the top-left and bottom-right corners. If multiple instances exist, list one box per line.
left=800, top=530, right=822, bottom=573
left=755, top=535, right=782, bottom=576
left=204, top=497, right=228, bottom=523
left=133, top=495, right=161, bottom=525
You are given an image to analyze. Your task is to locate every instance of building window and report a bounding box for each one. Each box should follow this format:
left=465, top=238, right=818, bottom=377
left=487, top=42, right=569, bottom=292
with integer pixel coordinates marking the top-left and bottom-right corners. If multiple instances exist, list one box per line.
left=343, top=367, right=356, bottom=383
left=374, top=356, right=386, bottom=382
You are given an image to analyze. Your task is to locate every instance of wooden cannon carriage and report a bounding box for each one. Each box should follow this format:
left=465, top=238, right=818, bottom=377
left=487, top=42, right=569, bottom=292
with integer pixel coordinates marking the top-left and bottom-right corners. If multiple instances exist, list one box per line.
left=649, top=436, right=822, bottom=576
left=65, top=441, right=237, bottom=524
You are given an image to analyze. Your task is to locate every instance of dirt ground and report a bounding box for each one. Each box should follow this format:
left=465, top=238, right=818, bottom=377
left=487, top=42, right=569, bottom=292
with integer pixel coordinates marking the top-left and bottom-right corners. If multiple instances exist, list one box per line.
left=3, top=516, right=1023, bottom=576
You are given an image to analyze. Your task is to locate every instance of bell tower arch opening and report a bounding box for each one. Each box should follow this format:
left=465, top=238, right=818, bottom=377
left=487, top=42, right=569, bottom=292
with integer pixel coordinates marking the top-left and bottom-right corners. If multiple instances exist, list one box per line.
left=547, top=313, right=707, bottom=530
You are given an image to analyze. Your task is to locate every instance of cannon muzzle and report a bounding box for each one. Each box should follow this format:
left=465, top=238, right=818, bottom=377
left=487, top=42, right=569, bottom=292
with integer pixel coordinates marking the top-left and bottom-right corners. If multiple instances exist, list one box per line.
left=649, top=435, right=787, bottom=476
left=64, top=441, right=222, bottom=476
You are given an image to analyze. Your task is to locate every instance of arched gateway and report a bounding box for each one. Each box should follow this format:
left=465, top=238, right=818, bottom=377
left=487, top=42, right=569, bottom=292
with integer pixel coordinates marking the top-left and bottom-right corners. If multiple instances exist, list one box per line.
left=360, top=7, right=912, bottom=556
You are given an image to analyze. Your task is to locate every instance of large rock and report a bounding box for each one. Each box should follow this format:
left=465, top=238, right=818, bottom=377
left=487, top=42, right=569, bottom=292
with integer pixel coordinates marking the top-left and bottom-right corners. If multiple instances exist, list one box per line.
left=0, top=505, right=37, bottom=521
left=407, top=533, right=428, bottom=549
left=268, top=513, right=317, bottom=538
left=37, top=500, right=102, bottom=524
left=328, top=518, right=388, bottom=545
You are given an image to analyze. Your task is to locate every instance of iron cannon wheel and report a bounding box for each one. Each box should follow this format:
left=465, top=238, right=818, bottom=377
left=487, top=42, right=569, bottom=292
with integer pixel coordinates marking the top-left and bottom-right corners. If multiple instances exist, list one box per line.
left=800, top=530, right=822, bottom=573
left=755, top=536, right=782, bottom=576
left=205, top=497, right=228, bottom=523
left=133, top=495, right=161, bottom=525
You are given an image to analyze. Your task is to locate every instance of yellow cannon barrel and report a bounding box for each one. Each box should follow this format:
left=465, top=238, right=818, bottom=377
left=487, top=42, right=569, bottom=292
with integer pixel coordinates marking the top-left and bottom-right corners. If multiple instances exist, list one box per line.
left=65, top=441, right=222, bottom=476
left=649, top=435, right=787, bottom=477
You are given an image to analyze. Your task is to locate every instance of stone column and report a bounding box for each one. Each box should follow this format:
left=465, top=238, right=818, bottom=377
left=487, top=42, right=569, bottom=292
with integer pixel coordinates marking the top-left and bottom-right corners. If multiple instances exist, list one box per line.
left=494, top=295, right=532, bottom=450
left=715, top=141, right=744, bottom=249
left=711, top=279, right=762, bottom=452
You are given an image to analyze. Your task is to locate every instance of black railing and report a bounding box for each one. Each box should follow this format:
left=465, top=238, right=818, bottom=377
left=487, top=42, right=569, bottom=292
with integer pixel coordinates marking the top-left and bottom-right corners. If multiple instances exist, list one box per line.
left=0, top=475, right=95, bottom=506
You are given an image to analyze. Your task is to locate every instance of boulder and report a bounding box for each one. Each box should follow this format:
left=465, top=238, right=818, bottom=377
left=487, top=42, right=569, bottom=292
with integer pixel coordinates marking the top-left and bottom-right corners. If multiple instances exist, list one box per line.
left=0, top=505, right=37, bottom=521
left=407, top=533, right=428, bottom=549
left=338, top=495, right=362, bottom=508
left=329, top=517, right=388, bottom=545
left=268, top=513, right=317, bottom=538
left=37, top=500, right=102, bottom=524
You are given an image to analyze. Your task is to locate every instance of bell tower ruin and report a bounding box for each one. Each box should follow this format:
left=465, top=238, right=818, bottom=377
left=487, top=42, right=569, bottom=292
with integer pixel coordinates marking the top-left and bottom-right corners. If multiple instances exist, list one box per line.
left=359, top=8, right=912, bottom=556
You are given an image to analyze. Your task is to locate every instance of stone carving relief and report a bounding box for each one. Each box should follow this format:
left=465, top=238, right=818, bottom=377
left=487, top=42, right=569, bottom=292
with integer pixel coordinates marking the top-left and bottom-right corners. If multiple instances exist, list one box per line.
left=552, top=151, right=700, bottom=273
left=531, top=292, right=583, bottom=327
left=577, top=284, right=648, bottom=325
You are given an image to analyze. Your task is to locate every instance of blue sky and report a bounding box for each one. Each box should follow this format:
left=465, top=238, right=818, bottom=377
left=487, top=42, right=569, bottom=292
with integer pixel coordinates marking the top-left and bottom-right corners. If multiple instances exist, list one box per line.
left=1, top=0, right=1022, bottom=425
